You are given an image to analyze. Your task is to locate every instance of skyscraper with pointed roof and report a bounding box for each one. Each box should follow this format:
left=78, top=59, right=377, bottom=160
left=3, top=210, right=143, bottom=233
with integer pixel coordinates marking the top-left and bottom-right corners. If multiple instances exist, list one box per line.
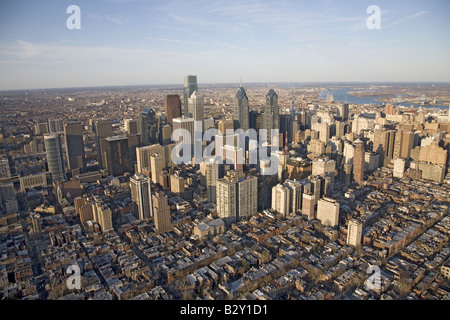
left=233, top=86, right=249, bottom=131
left=263, top=89, right=279, bottom=141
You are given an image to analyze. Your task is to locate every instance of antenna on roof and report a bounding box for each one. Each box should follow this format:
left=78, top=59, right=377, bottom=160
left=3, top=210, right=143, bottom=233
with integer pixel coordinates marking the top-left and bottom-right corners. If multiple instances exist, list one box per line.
left=240, top=76, right=242, bottom=87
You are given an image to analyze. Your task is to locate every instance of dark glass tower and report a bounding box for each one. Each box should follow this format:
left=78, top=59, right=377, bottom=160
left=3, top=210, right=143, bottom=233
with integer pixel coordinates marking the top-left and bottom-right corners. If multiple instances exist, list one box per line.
left=183, top=75, right=198, bottom=116
left=141, top=108, right=159, bottom=146
left=44, top=133, right=66, bottom=182
left=233, top=86, right=249, bottom=131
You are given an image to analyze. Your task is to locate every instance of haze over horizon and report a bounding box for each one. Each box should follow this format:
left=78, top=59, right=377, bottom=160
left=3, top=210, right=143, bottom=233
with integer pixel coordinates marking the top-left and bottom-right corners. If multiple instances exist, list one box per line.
left=1, top=0, right=449, bottom=90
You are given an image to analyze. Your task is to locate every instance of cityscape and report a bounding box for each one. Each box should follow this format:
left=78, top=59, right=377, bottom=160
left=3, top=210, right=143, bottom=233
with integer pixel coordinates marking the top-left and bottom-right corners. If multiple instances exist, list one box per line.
left=0, top=0, right=449, bottom=312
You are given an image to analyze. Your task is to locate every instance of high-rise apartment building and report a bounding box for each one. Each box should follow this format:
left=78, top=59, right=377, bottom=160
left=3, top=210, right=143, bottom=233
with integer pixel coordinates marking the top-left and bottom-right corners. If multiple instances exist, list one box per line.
left=44, top=133, right=66, bottom=182
left=152, top=191, right=172, bottom=233
left=130, top=173, right=153, bottom=220
left=271, top=183, right=291, bottom=217
left=216, top=172, right=257, bottom=226
left=347, top=219, right=363, bottom=247
left=64, top=122, right=86, bottom=175
left=164, top=94, right=182, bottom=125
left=233, top=86, right=249, bottom=131
left=302, top=192, right=315, bottom=220
left=317, top=198, right=340, bottom=227
left=200, top=158, right=219, bottom=203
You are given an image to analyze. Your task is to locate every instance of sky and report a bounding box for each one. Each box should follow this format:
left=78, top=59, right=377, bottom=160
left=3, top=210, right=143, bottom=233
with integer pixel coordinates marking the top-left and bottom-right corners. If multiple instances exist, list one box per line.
left=0, top=0, right=449, bottom=90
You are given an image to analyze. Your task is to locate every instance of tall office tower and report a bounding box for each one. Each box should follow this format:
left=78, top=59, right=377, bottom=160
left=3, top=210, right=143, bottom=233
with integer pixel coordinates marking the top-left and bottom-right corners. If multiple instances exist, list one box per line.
left=302, top=192, right=315, bottom=220
left=44, top=133, right=66, bottom=182
left=233, top=86, right=249, bottom=131
left=200, top=158, right=219, bottom=203
left=290, top=102, right=296, bottom=119
left=124, top=118, right=143, bottom=135
left=30, top=212, right=42, bottom=234
left=279, top=114, right=293, bottom=144
left=93, top=119, right=114, bottom=169
left=313, top=122, right=329, bottom=143
left=263, top=89, right=279, bottom=141
left=130, top=173, right=153, bottom=220
left=150, top=153, right=163, bottom=184
left=284, top=179, right=303, bottom=214
left=172, top=117, right=195, bottom=145
left=35, top=122, right=48, bottom=135
left=312, top=158, right=336, bottom=190
left=152, top=191, right=172, bottom=233
left=74, top=197, right=94, bottom=223
left=170, top=174, right=185, bottom=194
left=64, top=122, right=86, bottom=175
left=187, top=90, right=204, bottom=129
left=317, top=198, right=339, bottom=227
left=47, top=119, right=64, bottom=133
left=160, top=123, right=173, bottom=146
left=353, top=139, right=365, bottom=185
left=393, top=130, right=414, bottom=159
left=347, top=219, right=363, bottom=247
left=335, top=121, right=345, bottom=138
left=216, top=175, right=237, bottom=226
left=136, top=144, right=165, bottom=175
left=183, top=75, right=198, bottom=116
left=97, top=203, right=113, bottom=233
left=373, top=129, right=395, bottom=166
left=310, top=176, right=322, bottom=204
left=164, top=94, right=182, bottom=125
left=338, top=104, right=349, bottom=121
left=271, top=183, right=291, bottom=217
left=298, top=109, right=308, bottom=129
left=236, top=176, right=257, bottom=220
left=141, top=108, right=159, bottom=146
left=0, top=159, right=10, bottom=179
left=384, top=104, right=396, bottom=115
left=100, top=136, right=130, bottom=176
left=218, top=119, right=235, bottom=134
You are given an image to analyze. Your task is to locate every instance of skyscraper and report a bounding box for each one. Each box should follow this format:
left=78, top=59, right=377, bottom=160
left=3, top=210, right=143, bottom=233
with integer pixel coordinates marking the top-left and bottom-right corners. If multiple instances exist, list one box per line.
left=200, top=157, right=219, bottom=203
left=172, top=117, right=195, bottom=145
left=100, top=136, right=130, bottom=176
left=353, top=139, right=365, bottom=185
left=263, top=89, right=279, bottom=141
left=0, top=159, right=11, bottom=179
left=130, top=173, right=153, bottom=220
left=48, top=119, right=63, bottom=133
left=152, top=191, right=172, bottom=233
left=141, top=108, right=159, bottom=146
left=233, top=86, right=249, bottom=131
left=271, top=184, right=291, bottom=217
left=183, top=75, right=198, bottom=116
left=236, top=176, right=257, bottom=220
left=64, top=122, right=86, bottom=175
left=347, top=219, right=363, bottom=247
left=150, top=153, right=163, bottom=184
left=124, top=118, right=143, bottom=135
left=338, top=104, right=349, bottom=121
left=188, top=90, right=204, bottom=130
left=317, top=198, right=340, bottom=227
left=302, top=192, right=315, bottom=220
left=216, top=176, right=237, bottom=226
left=44, top=133, right=66, bottom=182
left=164, top=94, right=182, bottom=126
left=93, top=119, right=113, bottom=169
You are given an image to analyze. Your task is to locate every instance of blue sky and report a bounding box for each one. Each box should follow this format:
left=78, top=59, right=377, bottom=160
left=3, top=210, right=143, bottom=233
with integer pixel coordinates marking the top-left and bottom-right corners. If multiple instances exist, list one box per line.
left=0, top=0, right=449, bottom=90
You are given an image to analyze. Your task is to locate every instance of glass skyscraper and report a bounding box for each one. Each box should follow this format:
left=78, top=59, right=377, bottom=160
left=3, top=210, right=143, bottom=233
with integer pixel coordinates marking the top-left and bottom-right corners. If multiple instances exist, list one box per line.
left=44, top=133, right=66, bottom=182
left=183, top=75, right=198, bottom=116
